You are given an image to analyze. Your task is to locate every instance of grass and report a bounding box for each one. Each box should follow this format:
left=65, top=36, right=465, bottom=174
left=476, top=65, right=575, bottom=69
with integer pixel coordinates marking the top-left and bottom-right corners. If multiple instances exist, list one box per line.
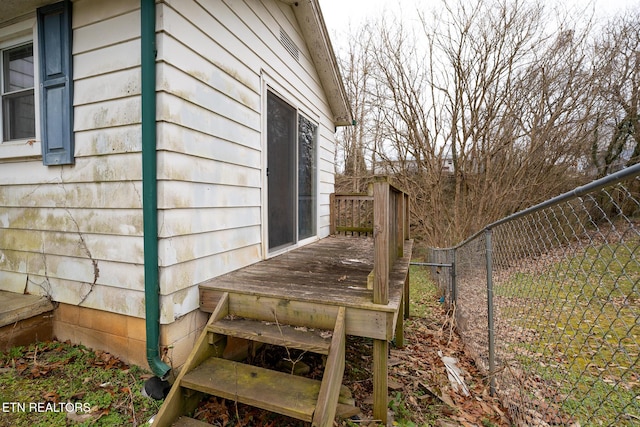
left=388, top=391, right=418, bottom=427
left=409, top=264, right=441, bottom=318
left=0, top=341, right=161, bottom=427
left=495, top=240, right=640, bottom=425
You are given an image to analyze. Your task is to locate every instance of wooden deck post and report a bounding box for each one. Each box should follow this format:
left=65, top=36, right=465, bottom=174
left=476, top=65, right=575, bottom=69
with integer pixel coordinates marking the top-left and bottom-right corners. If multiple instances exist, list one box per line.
left=329, top=193, right=336, bottom=235
left=403, top=193, right=411, bottom=321
left=373, top=338, right=388, bottom=424
left=398, top=192, right=411, bottom=322
left=372, top=178, right=390, bottom=425
left=373, top=179, right=389, bottom=306
left=396, top=191, right=404, bottom=258
left=404, top=193, right=410, bottom=240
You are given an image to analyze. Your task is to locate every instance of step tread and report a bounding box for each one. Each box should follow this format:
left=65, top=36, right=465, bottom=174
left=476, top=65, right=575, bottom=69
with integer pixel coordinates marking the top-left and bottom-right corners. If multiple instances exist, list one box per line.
left=208, top=317, right=332, bottom=354
left=171, top=416, right=213, bottom=427
left=180, top=357, right=320, bottom=422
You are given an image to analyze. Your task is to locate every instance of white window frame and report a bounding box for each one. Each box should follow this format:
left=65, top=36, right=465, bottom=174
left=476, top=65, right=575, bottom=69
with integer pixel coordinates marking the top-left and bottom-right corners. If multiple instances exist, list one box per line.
left=0, top=18, right=41, bottom=161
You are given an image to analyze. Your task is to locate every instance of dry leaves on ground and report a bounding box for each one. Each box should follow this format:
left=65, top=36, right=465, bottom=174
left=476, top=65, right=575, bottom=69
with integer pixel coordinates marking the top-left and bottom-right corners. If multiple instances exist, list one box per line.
left=342, top=301, right=511, bottom=426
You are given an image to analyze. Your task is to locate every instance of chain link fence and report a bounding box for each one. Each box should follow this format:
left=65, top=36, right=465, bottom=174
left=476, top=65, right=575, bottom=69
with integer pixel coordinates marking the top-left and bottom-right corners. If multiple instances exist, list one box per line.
left=428, top=165, right=640, bottom=426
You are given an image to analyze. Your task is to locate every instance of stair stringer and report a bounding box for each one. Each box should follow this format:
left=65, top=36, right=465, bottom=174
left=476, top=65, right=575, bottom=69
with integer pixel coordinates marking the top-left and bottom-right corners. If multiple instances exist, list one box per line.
left=152, top=292, right=229, bottom=427
left=312, top=306, right=346, bottom=427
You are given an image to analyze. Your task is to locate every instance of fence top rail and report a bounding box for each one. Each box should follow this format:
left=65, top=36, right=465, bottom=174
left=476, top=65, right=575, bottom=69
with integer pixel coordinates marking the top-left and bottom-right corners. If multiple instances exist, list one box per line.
left=438, top=163, right=640, bottom=251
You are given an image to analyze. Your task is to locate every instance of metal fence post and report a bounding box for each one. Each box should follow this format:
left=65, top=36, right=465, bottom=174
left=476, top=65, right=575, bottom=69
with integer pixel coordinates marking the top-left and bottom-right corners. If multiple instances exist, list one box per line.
left=485, top=228, right=496, bottom=396
left=451, top=249, right=457, bottom=306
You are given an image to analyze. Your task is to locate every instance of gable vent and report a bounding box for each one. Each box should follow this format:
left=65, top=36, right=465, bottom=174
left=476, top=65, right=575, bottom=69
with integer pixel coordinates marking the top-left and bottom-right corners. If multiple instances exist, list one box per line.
left=279, top=27, right=299, bottom=61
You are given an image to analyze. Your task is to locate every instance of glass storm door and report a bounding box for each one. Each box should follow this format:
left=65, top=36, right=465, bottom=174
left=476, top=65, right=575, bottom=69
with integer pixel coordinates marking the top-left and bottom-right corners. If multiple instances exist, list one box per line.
left=267, top=91, right=317, bottom=251
left=297, top=115, right=317, bottom=240
left=267, top=92, right=296, bottom=250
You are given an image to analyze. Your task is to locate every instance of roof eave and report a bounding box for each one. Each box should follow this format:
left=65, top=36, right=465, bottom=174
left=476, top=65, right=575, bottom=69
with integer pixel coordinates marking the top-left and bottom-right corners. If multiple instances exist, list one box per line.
left=282, top=0, right=353, bottom=127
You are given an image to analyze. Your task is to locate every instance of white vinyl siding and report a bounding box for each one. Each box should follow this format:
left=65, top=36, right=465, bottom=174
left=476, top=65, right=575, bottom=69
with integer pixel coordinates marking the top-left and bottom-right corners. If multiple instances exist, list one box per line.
left=0, top=0, right=338, bottom=325
left=154, top=0, right=337, bottom=320
left=0, top=0, right=146, bottom=316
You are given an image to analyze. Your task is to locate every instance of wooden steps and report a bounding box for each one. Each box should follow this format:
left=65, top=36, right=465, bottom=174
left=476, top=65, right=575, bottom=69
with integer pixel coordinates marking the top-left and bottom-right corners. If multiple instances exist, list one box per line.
left=152, top=293, right=351, bottom=427
left=208, top=317, right=332, bottom=354
left=182, top=357, right=320, bottom=421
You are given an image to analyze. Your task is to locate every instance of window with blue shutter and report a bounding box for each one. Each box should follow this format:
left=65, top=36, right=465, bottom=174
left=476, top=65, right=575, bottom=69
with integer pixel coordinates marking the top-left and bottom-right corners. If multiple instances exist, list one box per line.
left=37, top=0, right=73, bottom=165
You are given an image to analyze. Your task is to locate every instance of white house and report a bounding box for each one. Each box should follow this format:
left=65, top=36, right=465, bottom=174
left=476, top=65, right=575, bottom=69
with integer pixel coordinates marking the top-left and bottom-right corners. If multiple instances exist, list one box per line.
left=0, top=0, right=351, bottom=374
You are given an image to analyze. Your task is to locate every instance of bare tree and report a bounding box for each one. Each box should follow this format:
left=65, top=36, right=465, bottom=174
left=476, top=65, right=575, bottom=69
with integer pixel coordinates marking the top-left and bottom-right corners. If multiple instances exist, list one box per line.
left=590, top=10, right=640, bottom=177
left=335, top=24, right=379, bottom=193
left=359, top=13, right=452, bottom=244
left=335, top=0, right=637, bottom=247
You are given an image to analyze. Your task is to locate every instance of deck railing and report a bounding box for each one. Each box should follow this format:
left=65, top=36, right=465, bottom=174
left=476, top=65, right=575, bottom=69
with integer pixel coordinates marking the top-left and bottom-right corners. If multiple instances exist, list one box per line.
left=330, top=177, right=410, bottom=304
left=330, top=191, right=374, bottom=236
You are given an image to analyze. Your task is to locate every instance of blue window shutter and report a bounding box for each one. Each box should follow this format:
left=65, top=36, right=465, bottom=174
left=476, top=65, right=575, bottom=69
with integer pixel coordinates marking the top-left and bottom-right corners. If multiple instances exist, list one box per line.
left=37, top=0, right=73, bottom=165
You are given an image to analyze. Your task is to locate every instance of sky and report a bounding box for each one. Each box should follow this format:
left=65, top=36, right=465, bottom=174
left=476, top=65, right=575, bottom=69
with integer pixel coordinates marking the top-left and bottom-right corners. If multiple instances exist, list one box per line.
left=318, top=0, right=640, bottom=48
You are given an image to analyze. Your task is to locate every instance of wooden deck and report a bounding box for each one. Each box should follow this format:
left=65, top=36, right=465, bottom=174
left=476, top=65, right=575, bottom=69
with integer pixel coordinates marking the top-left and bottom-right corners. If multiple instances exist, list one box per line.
left=177, top=178, right=413, bottom=426
left=199, top=236, right=413, bottom=341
